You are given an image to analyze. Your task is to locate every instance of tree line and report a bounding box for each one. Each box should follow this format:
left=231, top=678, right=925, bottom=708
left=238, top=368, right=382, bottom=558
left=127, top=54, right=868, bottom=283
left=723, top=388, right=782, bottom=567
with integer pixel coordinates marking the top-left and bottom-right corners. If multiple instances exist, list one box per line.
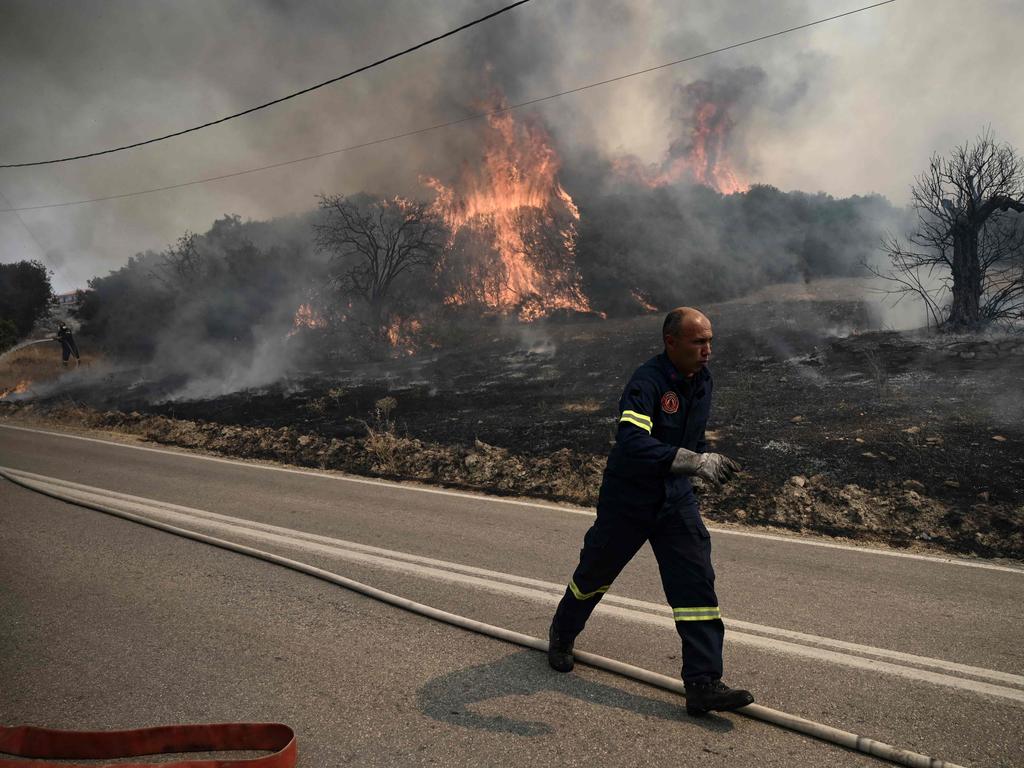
left=72, top=130, right=1023, bottom=368
left=0, top=260, right=53, bottom=352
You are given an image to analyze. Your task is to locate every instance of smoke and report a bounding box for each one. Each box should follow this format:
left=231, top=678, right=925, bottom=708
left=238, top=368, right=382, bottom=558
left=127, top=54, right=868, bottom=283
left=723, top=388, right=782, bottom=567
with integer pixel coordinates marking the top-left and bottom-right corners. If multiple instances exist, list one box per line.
left=158, top=332, right=299, bottom=401
left=65, top=57, right=923, bottom=400
left=70, top=211, right=333, bottom=399
left=50, top=35, right=936, bottom=406
left=862, top=275, right=943, bottom=332
left=563, top=155, right=912, bottom=317
left=2, top=0, right=1021, bottom=404
left=616, top=65, right=767, bottom=193
left=3, top=0, right=1022, bottom=294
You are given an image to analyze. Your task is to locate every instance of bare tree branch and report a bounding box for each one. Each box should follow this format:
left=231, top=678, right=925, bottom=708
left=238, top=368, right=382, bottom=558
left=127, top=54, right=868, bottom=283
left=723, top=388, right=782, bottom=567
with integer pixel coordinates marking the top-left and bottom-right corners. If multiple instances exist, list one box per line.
left=875, top=130, right=1024, bottom=330
left=314, top=194, right=446, bottom=346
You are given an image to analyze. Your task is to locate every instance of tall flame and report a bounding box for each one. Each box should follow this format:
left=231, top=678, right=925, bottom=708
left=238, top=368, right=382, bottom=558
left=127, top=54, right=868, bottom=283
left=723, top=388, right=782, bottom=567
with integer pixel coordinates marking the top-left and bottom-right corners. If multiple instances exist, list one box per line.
left=664, top=100, right=746, bottom=194
left=615, top=72, right=758, bottom=195
left=425, top=108, right=590, bottom=321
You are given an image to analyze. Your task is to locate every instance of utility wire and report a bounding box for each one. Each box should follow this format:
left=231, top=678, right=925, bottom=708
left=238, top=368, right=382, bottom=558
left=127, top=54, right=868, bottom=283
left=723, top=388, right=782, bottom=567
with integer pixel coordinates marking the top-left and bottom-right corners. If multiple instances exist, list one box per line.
left=0, top=187, right=49, bottom=258
left=0, top=0, right=534, bottom=168
left=0, top=0, right=895, bottom=213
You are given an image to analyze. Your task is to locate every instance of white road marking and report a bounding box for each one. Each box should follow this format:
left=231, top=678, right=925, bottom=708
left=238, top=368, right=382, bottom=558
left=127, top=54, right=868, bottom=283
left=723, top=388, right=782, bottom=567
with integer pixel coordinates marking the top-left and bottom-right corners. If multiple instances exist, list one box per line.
left=2, top=422, right=1022, bottom=574
left=6, top=466, right=1024, bottom=705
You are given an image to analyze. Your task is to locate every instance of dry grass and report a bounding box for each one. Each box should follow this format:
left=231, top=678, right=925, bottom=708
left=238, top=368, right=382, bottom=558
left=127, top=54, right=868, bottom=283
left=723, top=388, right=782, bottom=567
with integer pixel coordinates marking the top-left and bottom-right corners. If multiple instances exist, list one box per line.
left=362, top=423, right=404, bottom=475
left=546, top=451, right=604, bottom=502
left=561, top=399, right=604, bottom=414
left=0, top=344, right=103, bottom=399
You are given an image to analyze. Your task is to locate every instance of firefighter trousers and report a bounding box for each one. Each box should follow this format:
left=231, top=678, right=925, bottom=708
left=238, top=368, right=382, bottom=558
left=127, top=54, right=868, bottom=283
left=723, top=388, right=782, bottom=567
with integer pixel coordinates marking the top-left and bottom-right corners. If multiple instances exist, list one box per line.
left=551, top=504, right=724, bottom=684
left=59, top=339, right=79, bottom=362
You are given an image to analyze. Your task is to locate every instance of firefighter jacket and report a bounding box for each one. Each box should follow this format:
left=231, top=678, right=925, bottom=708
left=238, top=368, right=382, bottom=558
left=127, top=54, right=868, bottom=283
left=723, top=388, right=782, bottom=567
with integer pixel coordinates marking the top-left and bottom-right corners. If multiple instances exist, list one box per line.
left=600, top=353, right=712, bottom=518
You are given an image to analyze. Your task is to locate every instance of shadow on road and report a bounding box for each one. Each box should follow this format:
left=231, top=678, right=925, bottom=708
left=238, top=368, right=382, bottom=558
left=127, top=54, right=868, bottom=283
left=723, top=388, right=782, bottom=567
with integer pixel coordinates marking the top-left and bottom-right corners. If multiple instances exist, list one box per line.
left=417, top=650, right=734, bottom=736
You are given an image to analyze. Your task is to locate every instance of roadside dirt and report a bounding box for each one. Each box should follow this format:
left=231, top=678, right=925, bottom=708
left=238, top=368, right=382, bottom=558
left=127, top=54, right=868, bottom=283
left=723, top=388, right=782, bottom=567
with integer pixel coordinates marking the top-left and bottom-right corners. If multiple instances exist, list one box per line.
left=3, top=284, right=1021, bottom=560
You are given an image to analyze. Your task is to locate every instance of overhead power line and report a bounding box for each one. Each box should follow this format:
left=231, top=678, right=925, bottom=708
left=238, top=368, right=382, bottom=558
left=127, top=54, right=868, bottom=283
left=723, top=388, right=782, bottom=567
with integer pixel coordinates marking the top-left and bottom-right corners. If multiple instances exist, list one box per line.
left=0, top=187, right=48, bottom=258
left=0, top=0, right=896, bottom=213
left=0, top=0, right=534, bottom=169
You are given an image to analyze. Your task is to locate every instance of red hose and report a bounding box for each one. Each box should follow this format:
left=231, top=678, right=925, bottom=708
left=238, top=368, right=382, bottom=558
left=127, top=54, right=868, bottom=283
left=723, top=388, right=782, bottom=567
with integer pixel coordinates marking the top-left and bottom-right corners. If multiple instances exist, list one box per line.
left=0, top=722, right=296, bottom=767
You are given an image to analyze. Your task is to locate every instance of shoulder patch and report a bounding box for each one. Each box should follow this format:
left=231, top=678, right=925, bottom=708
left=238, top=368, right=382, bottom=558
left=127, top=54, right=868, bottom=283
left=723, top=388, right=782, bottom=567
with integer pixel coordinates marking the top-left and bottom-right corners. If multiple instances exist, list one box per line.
left=660, top=391, right=679, bottom=414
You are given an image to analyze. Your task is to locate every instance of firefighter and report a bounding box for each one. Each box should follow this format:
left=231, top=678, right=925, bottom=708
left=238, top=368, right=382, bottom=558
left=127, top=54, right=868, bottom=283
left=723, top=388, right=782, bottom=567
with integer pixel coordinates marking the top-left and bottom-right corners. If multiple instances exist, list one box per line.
left=55, top=322, right=80, bottom=366
left=547, top=307, right=753, bottom=717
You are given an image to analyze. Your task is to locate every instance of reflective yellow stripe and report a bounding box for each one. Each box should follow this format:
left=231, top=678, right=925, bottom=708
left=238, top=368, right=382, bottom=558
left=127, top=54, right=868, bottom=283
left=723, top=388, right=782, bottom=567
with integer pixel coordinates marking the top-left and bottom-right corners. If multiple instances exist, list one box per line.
left=673, top=606, right=720, bottom=615
left=569, top=579, right=610, bottom=600
left=619, top=410, right=652, bottom=433
left=673, top=606, right=721, bottom=621
left=620, top=415, right=652, bottom=433
left=621, top=409, right=652, bottom=426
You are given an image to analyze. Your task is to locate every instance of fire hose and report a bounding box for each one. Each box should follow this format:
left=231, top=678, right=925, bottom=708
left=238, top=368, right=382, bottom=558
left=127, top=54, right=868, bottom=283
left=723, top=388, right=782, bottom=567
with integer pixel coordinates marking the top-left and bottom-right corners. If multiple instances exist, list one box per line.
left=0, top=723, right=295, bottom=768
left=1, top=466, right=965, bottom=768
left=0, top=338, right=53, bottom=363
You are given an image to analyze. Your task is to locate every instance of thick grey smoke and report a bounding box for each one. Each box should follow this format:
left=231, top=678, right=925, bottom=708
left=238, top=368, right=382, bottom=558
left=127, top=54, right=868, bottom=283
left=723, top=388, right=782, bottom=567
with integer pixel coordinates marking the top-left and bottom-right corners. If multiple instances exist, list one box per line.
left=2, top=0, right=1022, bottom=294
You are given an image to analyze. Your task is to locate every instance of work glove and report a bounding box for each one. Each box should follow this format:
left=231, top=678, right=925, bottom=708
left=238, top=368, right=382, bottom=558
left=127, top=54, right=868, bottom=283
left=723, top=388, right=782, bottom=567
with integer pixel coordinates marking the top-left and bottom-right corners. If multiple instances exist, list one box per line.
left=671, top=447, right=741, bottom=488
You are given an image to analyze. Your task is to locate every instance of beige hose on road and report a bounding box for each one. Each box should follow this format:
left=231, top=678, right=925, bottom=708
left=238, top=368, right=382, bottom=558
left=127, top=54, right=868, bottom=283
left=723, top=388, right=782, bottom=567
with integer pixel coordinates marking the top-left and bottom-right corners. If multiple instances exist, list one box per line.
left=1, top=467, right=963, bottom=768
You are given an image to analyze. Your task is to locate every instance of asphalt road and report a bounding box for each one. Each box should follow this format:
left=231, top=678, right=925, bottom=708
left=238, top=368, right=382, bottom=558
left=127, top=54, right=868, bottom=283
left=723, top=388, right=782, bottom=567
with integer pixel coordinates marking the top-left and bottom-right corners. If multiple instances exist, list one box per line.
left=1, top=423, right=1022, bottom=767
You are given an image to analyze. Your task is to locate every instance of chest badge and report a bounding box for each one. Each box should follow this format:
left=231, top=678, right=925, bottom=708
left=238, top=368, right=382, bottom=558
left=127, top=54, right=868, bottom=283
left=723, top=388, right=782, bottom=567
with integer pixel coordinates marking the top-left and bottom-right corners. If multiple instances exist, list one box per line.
left=660, top=391, right=680, bottom=414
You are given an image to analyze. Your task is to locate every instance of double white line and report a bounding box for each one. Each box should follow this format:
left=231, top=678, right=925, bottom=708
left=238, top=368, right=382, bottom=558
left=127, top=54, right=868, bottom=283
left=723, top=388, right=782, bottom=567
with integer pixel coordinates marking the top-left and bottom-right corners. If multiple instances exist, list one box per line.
left=4, top=465, right=1022, bottom=706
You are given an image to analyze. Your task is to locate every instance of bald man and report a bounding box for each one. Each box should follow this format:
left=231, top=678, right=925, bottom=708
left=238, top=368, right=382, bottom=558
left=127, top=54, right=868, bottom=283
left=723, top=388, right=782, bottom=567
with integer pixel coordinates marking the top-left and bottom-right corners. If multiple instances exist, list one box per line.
left=548, top=307, right=753, bottom=717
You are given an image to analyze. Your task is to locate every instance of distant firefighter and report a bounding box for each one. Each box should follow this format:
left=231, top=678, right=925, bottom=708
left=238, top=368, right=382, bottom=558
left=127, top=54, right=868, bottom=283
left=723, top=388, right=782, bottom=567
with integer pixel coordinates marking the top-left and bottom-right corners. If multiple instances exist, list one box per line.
left=54, top=322, right=80, bottom=366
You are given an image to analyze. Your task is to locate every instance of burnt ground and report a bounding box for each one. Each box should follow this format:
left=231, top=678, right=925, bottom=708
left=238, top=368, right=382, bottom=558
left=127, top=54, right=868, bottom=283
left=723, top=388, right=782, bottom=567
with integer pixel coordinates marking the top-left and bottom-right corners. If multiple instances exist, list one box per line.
left=3, top=282, right=1023, bottom=560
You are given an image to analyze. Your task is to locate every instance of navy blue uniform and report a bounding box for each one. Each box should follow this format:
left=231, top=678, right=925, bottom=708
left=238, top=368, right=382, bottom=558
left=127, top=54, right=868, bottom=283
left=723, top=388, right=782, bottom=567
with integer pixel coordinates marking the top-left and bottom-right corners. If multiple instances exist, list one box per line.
left=552, top=353, right=724, bottom=684
left=56, top=325, right=79, bottom=363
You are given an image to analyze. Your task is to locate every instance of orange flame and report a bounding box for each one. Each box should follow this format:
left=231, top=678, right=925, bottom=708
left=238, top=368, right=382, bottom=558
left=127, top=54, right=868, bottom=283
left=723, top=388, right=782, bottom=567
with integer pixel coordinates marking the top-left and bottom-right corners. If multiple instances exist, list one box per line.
left=666, top=100, right=746, bottom=193
left=0, top=379, right=30, bottom=399
left=630, top=290, right=659, bottom=313
left=287, top=303, right=327, bottom=338
left=385, top=317, right=422, bottom=356
left=425, top=107, right=590, bottom=321
left=615, top=92, right=748, bottom=195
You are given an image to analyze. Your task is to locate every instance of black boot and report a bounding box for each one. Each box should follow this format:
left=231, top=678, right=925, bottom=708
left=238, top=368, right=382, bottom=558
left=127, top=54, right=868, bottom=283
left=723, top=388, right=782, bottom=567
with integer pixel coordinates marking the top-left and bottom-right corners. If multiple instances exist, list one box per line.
left=684, top=680, right=754, bottom=717
left=547, top=622, right=575, bottom=673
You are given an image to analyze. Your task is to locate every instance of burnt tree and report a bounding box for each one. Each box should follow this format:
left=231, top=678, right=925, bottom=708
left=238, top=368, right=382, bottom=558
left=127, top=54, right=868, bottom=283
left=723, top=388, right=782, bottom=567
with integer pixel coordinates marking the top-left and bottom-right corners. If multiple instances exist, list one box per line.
left=314, top=194, right=446, bottom=344
left=875, top=131, right=1024, bottom=329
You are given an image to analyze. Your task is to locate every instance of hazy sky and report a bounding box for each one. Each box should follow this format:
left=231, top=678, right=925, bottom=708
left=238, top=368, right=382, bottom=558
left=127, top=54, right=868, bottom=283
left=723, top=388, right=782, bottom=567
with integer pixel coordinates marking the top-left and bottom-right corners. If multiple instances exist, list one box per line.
left=1, top=0, right=1021, bottom=292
